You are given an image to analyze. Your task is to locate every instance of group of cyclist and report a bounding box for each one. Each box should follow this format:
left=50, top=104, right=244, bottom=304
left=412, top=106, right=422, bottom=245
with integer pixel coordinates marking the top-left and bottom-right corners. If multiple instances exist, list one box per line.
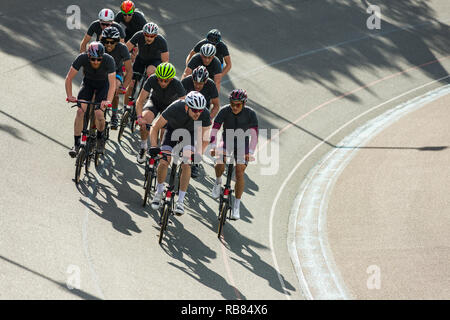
left=64, top=1, right=259, bottom=221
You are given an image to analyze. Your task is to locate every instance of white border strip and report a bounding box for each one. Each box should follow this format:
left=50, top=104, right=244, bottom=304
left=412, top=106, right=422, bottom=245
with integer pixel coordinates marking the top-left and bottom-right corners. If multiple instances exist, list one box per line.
left=287, top=78, right=450, bottom=299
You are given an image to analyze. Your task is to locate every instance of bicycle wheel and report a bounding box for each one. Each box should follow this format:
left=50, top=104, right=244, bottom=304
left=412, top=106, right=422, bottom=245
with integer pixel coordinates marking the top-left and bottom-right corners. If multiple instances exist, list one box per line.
left=118, top=110, right=130, bottom=143
left=75, top=148, right=86, bottom=184
left=158, top=203, right=170, bottom=244
left=217, top=201, right=229, bottom=238
left=143, top=167, right=155, bottom=207
left=130, top=106, right=137, bottom=132
left=94, top=151, right=100, bottom=168
left=85, top=140, right=93, bottom=173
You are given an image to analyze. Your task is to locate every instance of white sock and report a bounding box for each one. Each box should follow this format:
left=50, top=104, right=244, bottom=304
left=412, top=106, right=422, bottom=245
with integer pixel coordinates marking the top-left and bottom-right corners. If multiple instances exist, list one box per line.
left=141, top=140, right=148, bottom=149
left=156, top=183, right=164, bottom=194
left=215, top=177, right=222, bottom=185
left=234, top=198, right=241, bottom=208
left=178, top=191, right=186, bottom=203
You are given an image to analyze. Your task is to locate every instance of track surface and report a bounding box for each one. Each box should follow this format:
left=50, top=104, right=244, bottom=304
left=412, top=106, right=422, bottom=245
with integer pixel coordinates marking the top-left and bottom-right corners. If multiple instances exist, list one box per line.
left=0, top=0, right=449, bottom=299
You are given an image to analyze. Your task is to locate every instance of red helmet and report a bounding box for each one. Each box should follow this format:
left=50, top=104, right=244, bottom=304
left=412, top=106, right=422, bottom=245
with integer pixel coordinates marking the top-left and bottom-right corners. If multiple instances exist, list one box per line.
left=229, top=89, right=248, bottom=104
left=120, top=1, right=135, bottom=14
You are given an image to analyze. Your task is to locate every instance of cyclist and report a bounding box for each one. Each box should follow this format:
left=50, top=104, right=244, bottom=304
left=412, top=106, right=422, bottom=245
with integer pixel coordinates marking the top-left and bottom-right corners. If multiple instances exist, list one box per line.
left=115, top=1, right=147, bottom=42
left=148, top=91, right=211, bottom=216
left=185, top=29, right=232, bottom=77
left=181, top=65, right=219, bottom=178
left=182, top=43, right=222, bottom=93
left=125, top=22, right=169, bottom=108
left=65, top=42, right=116, bottom=157
left=209, top=89, right=258, bottom=220
left=79, top=8, right=125, bottom=53
left=135, top=62, right=186, bottom=163
left=101, top=26, right=132, bottom=129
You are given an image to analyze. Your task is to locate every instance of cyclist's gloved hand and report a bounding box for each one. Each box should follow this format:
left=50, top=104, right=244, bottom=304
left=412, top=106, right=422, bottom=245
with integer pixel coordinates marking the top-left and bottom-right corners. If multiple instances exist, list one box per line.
left=149, top=147, right=161, bottom=157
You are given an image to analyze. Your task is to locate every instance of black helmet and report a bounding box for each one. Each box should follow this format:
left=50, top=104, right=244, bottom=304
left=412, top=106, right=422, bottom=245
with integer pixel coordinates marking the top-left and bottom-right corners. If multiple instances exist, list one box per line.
left=206, top=29, right=221, bottom=45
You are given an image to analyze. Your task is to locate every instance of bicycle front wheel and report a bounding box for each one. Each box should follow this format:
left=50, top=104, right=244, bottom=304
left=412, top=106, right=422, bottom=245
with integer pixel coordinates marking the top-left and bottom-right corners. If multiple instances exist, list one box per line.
left=118, top=110, right=130, bottom=143
left=217, top=201, right=228, bottom=239
left=143, top=167, right=155, bottom=207
left=75, top=148, right=85, bottom=184
left=158, top=203, right=170, bottom=244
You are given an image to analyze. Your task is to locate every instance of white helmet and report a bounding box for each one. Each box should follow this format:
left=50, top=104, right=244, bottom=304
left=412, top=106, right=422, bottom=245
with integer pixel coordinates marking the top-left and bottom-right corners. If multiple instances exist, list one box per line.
left=98, top=8, right=115, bottom=22
left=200, top=43, right=216, bottom=57
left=185, top=91, right=207, bottom=110
left=143, top=22, right=159, bottom=35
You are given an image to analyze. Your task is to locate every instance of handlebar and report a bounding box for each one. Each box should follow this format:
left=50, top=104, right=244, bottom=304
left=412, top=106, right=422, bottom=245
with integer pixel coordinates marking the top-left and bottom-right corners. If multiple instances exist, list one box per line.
left=67, top=98, right=112, bottom=108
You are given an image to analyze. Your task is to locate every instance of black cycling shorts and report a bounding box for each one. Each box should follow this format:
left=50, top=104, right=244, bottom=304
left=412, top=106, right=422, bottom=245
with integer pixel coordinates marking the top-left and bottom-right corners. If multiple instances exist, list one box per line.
left=78, top=78, right=109, bottom=103
left=133, top=56, right=162, bottom=75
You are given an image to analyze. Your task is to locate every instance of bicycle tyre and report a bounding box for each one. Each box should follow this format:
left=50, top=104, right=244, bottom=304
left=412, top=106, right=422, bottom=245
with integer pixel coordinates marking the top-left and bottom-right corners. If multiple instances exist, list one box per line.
left=94, top=151, right=100, bottom=168
left=143, top=167, right=154, bottom=207
left=130, top=106, right=137, bottom=132
left=118, top=110, right=130, bottom=143
left=85, top=141, right=92, bottom=173
left=217, top=201, right=228, bottom=238
left=158, top=203, right=170, bottom=244
left=75, top=148, right=85, bottom=184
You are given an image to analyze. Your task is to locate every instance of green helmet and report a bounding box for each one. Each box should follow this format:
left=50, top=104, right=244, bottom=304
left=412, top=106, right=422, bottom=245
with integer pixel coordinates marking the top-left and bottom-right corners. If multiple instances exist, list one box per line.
left=155, top=62, right=176, bottom=79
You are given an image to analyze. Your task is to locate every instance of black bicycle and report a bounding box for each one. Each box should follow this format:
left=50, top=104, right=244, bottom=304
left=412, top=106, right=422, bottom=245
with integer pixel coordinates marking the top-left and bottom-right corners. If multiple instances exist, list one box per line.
left=118, top=72, right=146, bottom=143
left=217, top=160, right=235, bottom=239
left=70, top=100, right=110, bottom=184
left=157, top=152, right=183, bottom=245
left=142, top=150, right=160, bottom=207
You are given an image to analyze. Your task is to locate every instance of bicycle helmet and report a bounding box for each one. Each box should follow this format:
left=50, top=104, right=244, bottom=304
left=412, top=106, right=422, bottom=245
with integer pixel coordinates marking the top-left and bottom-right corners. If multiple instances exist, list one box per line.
left=120, top=1, right=135, bottom=14
left=206, top=29, right=221, bottom=45
left=192, top=66, right=209, bottom=82
left=143, top=22, right=158, bottom=35
left=200, top=43, right=216, bottom=57
left=229, top=89, right=248, bottom=104
left=87, top=42, right=105, bottom=58
left=101, top=26, right=120, bottom=40
left=155, top=62, right=176, bottom=79
left=98, top=8, right=114, bottom=22
left=185, top=91, right=207, bottom=110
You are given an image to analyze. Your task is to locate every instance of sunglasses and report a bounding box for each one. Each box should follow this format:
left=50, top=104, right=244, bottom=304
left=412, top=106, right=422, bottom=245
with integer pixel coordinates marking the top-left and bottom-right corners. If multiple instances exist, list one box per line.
left=100, top=22, right=112, bottom=27
left=190, top=108, right=203, bottom=114
left=103, top=40, right=117, bottom=45
left=90, top=57, right=103, bottom=62
left=123, top=13, right=133, bottom=16
left=230, top=101, right=243, bottom=107
left=157, top=78, right=170, bottom=83
left=144, top=33, right=157, bottom=38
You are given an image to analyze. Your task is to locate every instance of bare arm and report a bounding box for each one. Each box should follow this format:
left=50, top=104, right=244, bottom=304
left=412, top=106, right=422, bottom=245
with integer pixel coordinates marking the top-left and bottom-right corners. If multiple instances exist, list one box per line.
left=185, top=50, right=195, bottom=66
left=107, top=73, right=116, bottom=102
left=126, top=41, right=135, bottom=52
left=213, top=73, right=222, bottom=94
left=161, top=51, right=169, bottom=63
left=221, top=55, right=232, bottom=77
left=65, top=66, right=78, bottom=99
left=136, top=88, right=150, bottom=118
left=201, top=125, right=211, bottom=154
left=122, top=59, right=133, bottom=89
left=209, top=97, right=220, bottom=119
left=150, top=115, right=168, bottom=147
left=79, top=34, right=91, bottom=53
left=181, top=67, right=192, bottom=80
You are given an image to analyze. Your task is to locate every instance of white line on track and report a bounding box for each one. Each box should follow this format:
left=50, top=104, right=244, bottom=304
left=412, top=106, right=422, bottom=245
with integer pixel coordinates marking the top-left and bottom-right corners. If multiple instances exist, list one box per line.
left=287, top=77, right=450, bottom=299
left=219, top=18, right=450, bottom=298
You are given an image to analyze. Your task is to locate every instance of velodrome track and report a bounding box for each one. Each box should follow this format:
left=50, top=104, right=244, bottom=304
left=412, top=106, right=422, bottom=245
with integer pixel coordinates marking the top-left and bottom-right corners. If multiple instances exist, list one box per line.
left=0, top=0, right=449, bottom=299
